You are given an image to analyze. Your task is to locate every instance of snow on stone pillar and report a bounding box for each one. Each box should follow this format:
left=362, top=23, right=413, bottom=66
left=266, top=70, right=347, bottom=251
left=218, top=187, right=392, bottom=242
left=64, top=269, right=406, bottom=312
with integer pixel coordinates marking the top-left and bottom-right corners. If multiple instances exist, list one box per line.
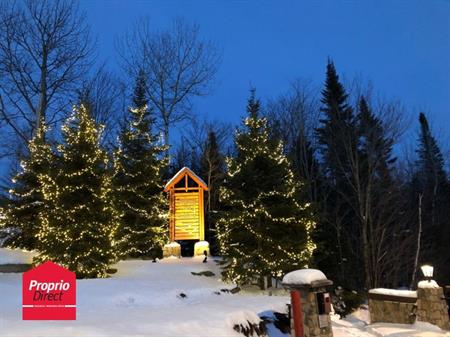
left=282, top=269, right=334, bottom=337
left=162, top=241, right=181, bottom=258
left=416, top=280, right=450, bottom=330
left=193, top=240, right=210, bottom=257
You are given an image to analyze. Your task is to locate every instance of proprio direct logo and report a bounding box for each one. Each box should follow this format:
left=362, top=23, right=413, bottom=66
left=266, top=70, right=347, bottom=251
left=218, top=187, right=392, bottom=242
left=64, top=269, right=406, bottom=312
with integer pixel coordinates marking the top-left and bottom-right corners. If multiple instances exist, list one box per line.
left=22, top=261, right=76, bottom=320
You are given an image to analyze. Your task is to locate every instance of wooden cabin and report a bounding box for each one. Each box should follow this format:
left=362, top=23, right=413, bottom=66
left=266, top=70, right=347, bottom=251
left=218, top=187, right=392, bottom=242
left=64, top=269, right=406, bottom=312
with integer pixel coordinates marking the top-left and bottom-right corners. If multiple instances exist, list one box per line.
left=164, top=167, right=208, bottom=242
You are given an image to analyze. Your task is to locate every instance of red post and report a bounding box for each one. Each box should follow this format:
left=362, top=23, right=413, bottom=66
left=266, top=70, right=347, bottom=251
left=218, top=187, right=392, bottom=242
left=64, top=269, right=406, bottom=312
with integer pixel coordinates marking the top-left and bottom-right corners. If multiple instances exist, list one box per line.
left=291, top=290, right=304, bottom=337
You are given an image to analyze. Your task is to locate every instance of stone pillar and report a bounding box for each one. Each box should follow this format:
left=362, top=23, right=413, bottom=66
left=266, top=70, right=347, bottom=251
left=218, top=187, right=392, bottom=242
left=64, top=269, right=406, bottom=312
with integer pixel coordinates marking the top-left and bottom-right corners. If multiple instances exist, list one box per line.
left=162, top=241, right=181, bottom=258
left=193, top=241, right=210, bottom=257
left=416, top=280, right=450, bottom=330
left=283, top=269, right=334, bottom=337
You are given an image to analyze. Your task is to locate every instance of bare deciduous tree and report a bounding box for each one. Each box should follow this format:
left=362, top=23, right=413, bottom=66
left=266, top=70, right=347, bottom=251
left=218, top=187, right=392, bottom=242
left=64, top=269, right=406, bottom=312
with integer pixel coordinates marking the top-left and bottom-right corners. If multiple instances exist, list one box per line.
left=266, top=79, right=321, bottom=202
left=189, top=119, right=229, bottom=212
left=117, top=18, right=221, bottom=158
left=182, top=118, right=231, bottom=158
left=343, top=79, right=413, bottom=288
left=77, top=65, right=127, bottom=148
left=345, top=76, right=411, bottom=143
left=266, top=79, right=319, bottom=151
left=0, top=0, right=93, bottom=149
left=341, top=96, right=408, bottom=288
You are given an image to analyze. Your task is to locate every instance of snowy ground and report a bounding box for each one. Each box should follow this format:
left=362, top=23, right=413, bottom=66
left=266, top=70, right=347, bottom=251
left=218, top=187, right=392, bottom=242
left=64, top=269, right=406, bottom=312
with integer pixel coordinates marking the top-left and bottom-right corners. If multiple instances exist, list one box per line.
left=332, top=309, right=449, bottom=337
left=0, top=248, right=448, bottom=337
left=0, top=247, right=36, bottom=264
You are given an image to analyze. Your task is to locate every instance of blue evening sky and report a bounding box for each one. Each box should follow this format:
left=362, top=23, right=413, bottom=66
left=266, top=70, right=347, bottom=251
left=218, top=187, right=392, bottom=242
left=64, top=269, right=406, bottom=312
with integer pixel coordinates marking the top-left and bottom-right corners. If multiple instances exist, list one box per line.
left=80, top=0, right=450, bottom=151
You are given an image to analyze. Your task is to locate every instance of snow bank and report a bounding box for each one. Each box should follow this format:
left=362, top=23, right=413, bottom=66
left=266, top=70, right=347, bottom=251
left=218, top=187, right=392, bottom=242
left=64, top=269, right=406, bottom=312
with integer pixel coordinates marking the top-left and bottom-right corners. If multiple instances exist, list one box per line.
left=333, top=308, right=449, bottom=337
left=410, top=321, right=446, bottom=333
left=369, top=288, right=417, bottom=298
left=368, top=320, right=447, bottom=337
left=0, top=248, right=36, bottom=264
left=282, top=269, right=327, bottom=285
left=418, top=280, right=440, bottom=289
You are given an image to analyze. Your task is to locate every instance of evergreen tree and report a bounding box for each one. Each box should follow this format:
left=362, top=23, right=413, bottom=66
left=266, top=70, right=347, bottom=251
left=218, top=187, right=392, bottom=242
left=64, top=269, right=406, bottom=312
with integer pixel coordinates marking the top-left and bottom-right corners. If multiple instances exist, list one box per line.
left=200, top=130, right=225, bottom=251
left=217, top=90, right=316, bottom=288
left=414, top=113, right=450, bottom=284
left=2, top=131, right=53, bottom=250
left=112, top=72, right=168, bottom=259
left=291, top=134, right=322, bottom=204
left=314, top=60, right=360, bottom=288
left=356, top=97, right=401, bottom=288
left=35, top=104, right=116, bottom=278
left=358, top=97, right=396, bottom=175
left=316, top=60, right=357, bottom=180
left=171, top=140, right=191, bottom=175
left=416, top=113, right=447, bottom=191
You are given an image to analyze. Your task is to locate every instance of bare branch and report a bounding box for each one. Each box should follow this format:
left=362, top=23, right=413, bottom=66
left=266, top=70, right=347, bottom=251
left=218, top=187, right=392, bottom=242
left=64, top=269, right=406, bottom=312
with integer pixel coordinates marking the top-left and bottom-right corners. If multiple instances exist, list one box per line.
left=117, top=17, right=221, bottom=156
left=0, top=0, right=93, bottom=159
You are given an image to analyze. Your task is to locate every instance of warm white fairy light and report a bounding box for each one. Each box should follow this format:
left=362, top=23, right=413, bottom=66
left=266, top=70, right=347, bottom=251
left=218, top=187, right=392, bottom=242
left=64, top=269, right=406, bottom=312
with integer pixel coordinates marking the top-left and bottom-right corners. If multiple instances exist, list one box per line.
left=34, top=104, right=118, bottom=278
left=217, top=104, right=316, bottom=285
left=2, top=125, right=54, bottom=250
left=111, top=103, right=168, bottom=258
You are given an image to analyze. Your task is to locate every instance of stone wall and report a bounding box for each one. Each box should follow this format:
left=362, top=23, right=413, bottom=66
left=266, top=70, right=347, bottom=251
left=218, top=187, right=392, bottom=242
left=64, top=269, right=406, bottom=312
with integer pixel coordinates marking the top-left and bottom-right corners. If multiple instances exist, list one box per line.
left=368, top=283, right=450, bottom=331
left=416, top=284, right=450, bottom=330
left=368, top=298, right=416, bottom=324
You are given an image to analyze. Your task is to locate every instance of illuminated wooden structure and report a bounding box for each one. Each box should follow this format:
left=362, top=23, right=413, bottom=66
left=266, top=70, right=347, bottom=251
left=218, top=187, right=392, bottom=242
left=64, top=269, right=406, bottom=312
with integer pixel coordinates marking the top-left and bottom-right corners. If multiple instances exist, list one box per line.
left=164, top=167, right=208, bottom=241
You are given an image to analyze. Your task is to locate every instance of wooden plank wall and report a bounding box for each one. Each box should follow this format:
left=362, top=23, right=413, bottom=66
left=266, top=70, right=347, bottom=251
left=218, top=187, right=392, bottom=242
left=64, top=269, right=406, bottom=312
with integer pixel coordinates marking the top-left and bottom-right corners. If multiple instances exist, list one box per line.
left=174, top=192, right=200, bottom=240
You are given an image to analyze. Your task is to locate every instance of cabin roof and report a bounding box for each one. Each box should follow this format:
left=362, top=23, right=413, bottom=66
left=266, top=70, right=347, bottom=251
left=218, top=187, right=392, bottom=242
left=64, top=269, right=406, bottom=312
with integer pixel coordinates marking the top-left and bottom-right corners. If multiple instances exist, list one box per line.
left=164, top=166, right=208, bottom=191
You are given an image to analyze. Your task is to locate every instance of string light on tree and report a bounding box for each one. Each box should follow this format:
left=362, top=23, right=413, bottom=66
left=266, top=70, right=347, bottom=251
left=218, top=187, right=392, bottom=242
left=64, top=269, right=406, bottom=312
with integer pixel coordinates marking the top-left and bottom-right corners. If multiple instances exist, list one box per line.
left=112, top=71, right=168, bottom=259
left=35, top=104, right=117, bottom=279
left=2, top=127, right=53, bottom=250
left=216, top=89, right=316, bottom=288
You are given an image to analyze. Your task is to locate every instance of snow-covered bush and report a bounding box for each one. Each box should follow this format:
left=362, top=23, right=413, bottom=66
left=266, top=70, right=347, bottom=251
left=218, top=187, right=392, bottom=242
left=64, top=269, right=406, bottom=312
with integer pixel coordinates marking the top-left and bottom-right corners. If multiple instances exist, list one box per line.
left=226, top=310, right=267, bottom=337
left=333, top=286, right=365, bottom=318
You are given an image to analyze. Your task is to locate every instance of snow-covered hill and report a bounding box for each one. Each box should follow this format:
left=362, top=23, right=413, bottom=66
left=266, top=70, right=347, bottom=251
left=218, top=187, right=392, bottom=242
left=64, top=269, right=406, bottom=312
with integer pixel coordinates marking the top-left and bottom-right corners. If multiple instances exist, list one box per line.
left=0, top=248, right=448, bottom=336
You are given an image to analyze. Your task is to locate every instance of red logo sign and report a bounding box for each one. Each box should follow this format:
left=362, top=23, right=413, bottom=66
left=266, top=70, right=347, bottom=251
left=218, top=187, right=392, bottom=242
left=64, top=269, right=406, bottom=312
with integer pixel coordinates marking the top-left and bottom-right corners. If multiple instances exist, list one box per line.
left=22, top=261, right=76, bottom=320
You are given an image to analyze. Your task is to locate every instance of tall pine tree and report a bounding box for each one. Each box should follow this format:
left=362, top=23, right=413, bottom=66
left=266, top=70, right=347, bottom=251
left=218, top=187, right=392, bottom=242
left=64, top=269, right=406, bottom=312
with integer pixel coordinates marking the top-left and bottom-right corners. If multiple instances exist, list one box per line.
left=316, top=60, right=357, bottom=180
left=314, top=60, right=360, bottom=288
left=35, top=104, right=116, bottom=278
left=356, top=97, right=401, bottom=288
left=414, top=113, right=450, bottom=284
left=112, top=72, right=168, bottom=259
left=217, top=90, right=315, bottom=288
left=3, top=130, right=53, bottom=250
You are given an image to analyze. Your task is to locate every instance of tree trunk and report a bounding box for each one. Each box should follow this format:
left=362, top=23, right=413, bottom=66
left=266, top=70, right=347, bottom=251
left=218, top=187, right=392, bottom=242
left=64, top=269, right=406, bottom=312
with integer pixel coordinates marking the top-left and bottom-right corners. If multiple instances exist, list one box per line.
left=164, top=122, right=170, bottom=163
left=206, top=164, right=212, bottom=242
left=36, top=51, right=48, bottom=139
left=410, top=193, right=423, bottom=289
left=362, top=217, right=372, bottom=290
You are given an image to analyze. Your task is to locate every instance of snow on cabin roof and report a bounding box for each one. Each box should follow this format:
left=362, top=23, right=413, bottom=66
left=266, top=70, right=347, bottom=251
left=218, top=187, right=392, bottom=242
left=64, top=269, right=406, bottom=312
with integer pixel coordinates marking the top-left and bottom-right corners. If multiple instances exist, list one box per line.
left=282, top=269, right=328, bottom=286
left=164, top=167, right=208, bottom=191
